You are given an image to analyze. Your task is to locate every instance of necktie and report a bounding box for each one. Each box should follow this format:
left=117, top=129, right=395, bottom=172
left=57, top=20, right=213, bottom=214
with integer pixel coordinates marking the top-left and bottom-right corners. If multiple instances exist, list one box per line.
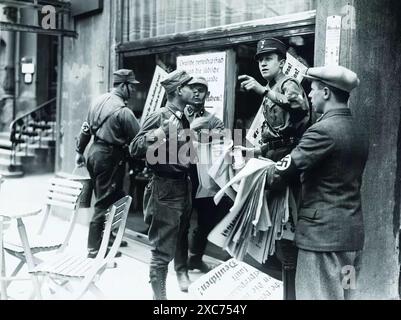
left=181, top=114, right=190, bottom=130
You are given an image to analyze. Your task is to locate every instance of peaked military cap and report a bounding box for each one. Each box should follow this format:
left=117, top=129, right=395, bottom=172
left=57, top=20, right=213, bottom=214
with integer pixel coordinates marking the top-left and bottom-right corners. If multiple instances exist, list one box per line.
left=188, top=76, right=208, bottom=89
left=303, top=65, right=360, bottom=93
left=255, top=38, right=287, bottom=60
left=161, top=70, right=192, bottom=94
left=113, top=69, right=139, bottom=84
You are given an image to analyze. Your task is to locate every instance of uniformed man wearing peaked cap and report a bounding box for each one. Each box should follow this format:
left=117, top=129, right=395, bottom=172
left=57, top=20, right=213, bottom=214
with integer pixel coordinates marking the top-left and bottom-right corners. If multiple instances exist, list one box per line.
left=75, top=69, right=140, bottom=258
left=160, top=69, right=193, bottom=94
left=254, top=38, right=287, bottom=60
left=266, top=65, right=368, bottom=300
left=237, top=37, right=311, bottom=300
left=130, top=69, right=195, bottom=300
left=113, top=69, right=140, bottom=84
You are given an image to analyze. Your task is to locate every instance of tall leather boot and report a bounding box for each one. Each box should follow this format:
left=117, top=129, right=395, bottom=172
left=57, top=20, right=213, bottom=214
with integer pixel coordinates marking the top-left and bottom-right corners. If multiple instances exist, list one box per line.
left=149, top=266, right=168, bottom=300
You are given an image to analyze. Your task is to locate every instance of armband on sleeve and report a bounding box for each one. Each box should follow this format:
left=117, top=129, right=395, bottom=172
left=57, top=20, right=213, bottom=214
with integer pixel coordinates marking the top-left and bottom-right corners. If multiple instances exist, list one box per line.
left=75, top=121, right=92, bottom=154
left=275, top=155, right=298, bottom=178
left=81, top=121, right=91, bottom=135
left=266, top=155, right=298, bottom=190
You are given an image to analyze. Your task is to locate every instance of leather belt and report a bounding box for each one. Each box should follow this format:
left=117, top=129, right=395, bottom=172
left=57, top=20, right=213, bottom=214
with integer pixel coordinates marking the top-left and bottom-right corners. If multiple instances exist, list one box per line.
left=94, top=137, right=123, bottom=149
left=154, top=171, right=188, bottom=180
left=265, top=137, right=297, bottom=150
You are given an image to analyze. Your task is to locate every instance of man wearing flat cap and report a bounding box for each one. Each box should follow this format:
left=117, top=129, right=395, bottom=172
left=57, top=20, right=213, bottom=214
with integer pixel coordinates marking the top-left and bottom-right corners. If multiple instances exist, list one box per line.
left=75, top=68, right=140, bottom=259
left=130, top=69, right=196, bottom=300
left=265, top=65, right=369, bottom=300
left=237, top=37, right=311, bottom=299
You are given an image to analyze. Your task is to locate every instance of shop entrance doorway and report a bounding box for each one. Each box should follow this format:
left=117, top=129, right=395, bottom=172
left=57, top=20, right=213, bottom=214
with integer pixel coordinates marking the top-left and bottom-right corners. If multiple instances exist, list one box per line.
left=119, top=17, right=315, bottom=269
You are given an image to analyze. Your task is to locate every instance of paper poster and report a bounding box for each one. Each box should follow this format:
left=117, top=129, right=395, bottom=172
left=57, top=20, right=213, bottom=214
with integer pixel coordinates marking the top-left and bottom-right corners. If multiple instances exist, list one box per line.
left=325, top=15, right=342, bottom=66
left=245, top=106, right=265, bottom=147
left=177, top=51, right=226, bottom=121
left=189, top=258, right=283, bottom=300
left=141, top=65, right=168, bottom=126
left=282, top=52, right=308, bottom=83
left=195, top=141, right=226, bottom=199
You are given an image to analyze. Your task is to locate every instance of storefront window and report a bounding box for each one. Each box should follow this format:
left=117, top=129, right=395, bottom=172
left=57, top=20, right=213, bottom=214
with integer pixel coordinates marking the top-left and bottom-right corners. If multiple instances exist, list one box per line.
left=123, top=0, right=317, bottom=41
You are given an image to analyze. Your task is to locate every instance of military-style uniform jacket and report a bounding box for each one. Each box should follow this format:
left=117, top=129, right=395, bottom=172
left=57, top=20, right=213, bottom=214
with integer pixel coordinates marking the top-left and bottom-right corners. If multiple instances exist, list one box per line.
left=76, top=92, right=140, bottom=153
left=267, top=108, right=369, bottom=252
left=129, top=103, right=194, bottom=175
left=259, top=73, right=310, bottom=157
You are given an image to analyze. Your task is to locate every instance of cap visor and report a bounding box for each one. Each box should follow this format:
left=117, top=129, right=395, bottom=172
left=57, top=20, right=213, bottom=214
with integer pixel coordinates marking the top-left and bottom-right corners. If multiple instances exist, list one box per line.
left=181, top=77, right=193, bottom=87
left=302, top=74, right=320, bottom=81
left=254, top=48, right=281, bottom=60
left=302, top=74, right=352, bottom=92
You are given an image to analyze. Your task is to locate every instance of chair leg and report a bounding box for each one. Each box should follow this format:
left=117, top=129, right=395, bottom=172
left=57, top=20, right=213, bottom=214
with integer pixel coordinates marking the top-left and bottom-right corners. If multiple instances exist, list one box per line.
left=16, top=218, right=42, bottom=300
left=0, top=219, right=8, bottom=300
left=5, top=260, right=25, bottom=289
left=38, top=205, right=50, bottom=235
left=74, top=270, right=102, bottom=300
left=0, top=248, right=7, bottom=300
left=89, top=284, right=106, bottom=299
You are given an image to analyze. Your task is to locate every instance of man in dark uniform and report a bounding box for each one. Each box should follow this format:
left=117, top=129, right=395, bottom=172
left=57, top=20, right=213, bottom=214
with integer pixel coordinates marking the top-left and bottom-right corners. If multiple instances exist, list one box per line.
left=237, top=38, right=311, bottom=161
left=130, top=70, right=195, bottom=300
left=266, top=65, right=368, bottom=299
left=184, top=77, right=232, bottom=273
left=237, top=38, right=311, bottom=299
left=75, top=69, right=140, bottom=258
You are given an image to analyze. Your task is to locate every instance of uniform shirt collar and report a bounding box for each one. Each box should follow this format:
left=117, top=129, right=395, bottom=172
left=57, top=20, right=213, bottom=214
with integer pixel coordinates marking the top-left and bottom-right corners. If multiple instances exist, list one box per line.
left=186, top=105, right=205, bottom=118
left=166, top=103, right=184, bottom=120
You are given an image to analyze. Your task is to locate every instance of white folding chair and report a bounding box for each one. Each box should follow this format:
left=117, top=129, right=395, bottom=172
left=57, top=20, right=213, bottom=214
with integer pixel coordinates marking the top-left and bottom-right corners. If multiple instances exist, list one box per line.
left=29, top=195, right=132, bottom=299
left=3, top=178, right=84, bottom=280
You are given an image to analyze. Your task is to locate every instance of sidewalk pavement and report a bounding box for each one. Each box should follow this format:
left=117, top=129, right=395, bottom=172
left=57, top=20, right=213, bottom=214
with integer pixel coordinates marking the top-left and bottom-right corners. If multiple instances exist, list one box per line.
left=0, top=173, right=217, bottom=300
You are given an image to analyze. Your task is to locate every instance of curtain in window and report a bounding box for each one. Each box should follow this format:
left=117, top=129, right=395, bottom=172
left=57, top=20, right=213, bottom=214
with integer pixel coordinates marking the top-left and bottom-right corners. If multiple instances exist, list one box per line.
left=122, top=0, right=316, bottom=42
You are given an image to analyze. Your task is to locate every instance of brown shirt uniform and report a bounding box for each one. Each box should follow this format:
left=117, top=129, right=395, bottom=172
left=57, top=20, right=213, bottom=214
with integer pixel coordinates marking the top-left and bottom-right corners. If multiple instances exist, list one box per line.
left=259, top=74, right=310, bottom=161
left=76, top=92, right=140, bottom=153
left=129, top=103, right=194, bottom=176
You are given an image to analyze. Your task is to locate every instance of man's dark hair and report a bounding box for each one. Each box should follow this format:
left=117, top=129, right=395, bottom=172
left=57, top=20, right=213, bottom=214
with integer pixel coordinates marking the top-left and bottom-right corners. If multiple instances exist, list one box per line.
left=276, top=52, right=286, bottom=62
left=316, top=81, right=350, bottom=103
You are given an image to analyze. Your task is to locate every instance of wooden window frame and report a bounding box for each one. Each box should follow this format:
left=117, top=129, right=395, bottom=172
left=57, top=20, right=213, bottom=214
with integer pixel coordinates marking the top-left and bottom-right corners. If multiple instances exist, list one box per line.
left=117, top=11, right=316, bottom=58
left=117, top=11, right=316, bottom=129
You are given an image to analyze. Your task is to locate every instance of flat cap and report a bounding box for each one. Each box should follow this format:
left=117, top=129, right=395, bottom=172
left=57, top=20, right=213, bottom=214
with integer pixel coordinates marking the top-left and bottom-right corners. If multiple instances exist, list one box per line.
left=113, top=69, right=139, bottom=84
left=303, top=65, right=360, bottom=93
left=255, top=38, right=287, bottom=60
left=188, top=76, right=208, bottom=89
left=161, top=70, right=192, bottom=94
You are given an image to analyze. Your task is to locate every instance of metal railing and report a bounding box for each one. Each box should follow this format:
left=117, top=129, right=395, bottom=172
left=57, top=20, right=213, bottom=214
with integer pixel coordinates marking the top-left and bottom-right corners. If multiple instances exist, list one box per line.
left=9, top=97, right=57, bottom=166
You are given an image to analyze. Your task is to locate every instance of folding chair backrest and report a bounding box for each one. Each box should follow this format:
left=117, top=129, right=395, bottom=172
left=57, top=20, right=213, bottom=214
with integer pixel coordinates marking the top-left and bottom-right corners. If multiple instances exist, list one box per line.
left=38, top=178, right=84, bottom=250
left=96, top=196, right=132, bottom=262
left=46, top=178, right=84, bottom=210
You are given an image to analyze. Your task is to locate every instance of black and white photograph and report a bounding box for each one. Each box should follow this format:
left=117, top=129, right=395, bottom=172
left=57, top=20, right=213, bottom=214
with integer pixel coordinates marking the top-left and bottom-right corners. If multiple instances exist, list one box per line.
left=0, top=0, right=400, bottom=305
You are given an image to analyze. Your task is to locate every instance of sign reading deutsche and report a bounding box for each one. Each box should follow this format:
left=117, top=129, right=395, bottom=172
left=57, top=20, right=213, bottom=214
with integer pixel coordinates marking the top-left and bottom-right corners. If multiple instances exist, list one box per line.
left=189, top=258, right=283, bottom=300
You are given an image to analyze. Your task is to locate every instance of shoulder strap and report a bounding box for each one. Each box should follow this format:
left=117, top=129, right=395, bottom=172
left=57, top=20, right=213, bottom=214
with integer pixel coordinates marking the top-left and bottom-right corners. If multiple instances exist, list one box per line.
left=91, top=106, right=123, bottom=136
